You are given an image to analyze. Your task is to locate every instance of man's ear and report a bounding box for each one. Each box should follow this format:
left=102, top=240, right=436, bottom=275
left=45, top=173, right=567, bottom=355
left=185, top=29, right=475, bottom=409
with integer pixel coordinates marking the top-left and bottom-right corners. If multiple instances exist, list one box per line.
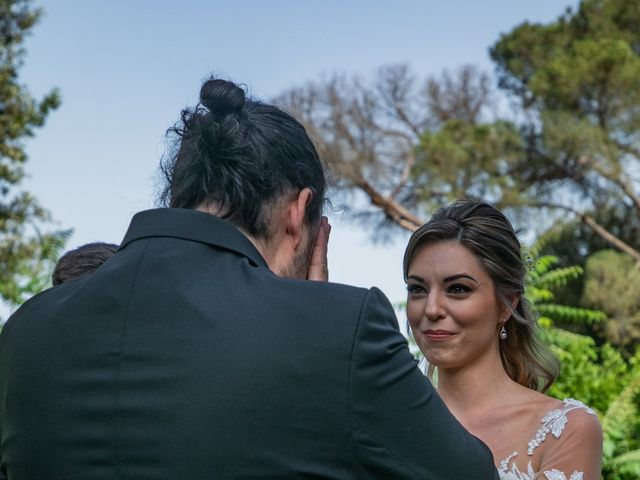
left=284, top=188, right=313, bottom=250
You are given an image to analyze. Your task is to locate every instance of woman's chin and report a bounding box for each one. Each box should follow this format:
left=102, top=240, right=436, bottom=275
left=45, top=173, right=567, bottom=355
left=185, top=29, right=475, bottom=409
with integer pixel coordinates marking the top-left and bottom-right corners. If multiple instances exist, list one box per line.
left=424, top=354, right=461, bottom=371
left=424, top=355, right=445, bottom=369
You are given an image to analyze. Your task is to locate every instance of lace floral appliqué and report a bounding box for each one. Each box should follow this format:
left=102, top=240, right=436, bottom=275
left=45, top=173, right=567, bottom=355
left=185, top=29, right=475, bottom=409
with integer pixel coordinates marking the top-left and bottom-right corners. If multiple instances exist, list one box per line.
left=498, top=452, right=535, bottom=480
left=543, top=470, right=583, bottom=480
left=527, top=398, right=595, bottom=455
left=496, top=398, right=596, bottom=480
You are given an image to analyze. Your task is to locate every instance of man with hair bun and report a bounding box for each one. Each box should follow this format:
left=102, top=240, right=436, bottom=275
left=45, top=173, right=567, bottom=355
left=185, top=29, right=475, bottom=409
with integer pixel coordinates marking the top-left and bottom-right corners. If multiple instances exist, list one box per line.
left=0, top=78, right=498, bottom=479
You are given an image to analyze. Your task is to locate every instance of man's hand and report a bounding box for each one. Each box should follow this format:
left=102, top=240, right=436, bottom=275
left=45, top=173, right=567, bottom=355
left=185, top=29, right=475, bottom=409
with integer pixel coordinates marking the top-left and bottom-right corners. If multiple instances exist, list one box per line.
left=308, top=216, right=331, bottom=282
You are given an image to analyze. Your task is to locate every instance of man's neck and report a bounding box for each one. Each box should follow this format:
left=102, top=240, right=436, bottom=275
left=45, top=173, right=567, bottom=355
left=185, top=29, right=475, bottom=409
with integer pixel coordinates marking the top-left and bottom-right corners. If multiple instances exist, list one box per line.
left=194, top=204, right=278, bottom=273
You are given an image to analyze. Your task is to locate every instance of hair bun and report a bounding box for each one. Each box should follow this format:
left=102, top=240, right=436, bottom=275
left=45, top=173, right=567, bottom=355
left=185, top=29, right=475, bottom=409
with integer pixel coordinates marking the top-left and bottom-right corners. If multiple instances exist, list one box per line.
left=200, top=79, right=246, bottom=116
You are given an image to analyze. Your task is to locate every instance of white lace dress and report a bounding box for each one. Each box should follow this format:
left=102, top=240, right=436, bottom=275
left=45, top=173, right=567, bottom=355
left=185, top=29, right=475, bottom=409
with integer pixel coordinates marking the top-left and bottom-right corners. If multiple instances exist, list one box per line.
left=497, top=398, right=599, bottom=480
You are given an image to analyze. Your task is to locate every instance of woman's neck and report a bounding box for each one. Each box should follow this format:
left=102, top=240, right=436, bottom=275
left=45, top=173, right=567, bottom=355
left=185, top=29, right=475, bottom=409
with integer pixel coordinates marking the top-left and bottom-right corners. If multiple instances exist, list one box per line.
left=435, top=350, right=513, bottom=418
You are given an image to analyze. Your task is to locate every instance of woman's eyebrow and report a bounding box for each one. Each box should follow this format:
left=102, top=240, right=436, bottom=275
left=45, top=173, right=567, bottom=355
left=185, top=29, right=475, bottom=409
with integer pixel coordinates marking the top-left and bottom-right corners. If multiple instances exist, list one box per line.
left=443, top=273, right=479, bottom=284
left=407, top=273, right=479, bottom=284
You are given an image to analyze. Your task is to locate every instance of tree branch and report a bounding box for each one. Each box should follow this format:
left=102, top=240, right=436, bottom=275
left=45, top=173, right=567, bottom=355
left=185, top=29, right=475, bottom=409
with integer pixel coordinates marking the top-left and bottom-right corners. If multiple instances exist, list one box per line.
left=355, top=178, right=425, bottom=232
left=389, top=150, right=415, bottom=200
left=533, top=201, right=640, bottom=263
left=579, top=155, right=640, bottom=214
left=611, top=139, right=640, bottom=160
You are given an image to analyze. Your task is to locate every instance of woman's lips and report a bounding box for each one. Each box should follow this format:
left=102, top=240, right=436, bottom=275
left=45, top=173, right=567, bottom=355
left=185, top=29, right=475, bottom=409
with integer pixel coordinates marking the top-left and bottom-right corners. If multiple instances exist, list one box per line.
left=422, top=330, right=456, bottom=341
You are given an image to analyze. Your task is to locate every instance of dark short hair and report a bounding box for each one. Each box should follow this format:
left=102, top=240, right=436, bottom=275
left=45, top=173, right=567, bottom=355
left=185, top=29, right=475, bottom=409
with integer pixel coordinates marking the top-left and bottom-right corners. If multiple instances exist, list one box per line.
left=403, top=200, right=559, bottom=392
left=52, top=242, right=118, bottom=286
left=159, top=78, right=326, bottom=239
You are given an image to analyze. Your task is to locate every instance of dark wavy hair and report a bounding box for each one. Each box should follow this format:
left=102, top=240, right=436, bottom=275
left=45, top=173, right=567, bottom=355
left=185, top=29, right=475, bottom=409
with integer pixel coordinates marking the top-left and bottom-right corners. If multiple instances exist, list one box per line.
left=52, top=242, right=119, bottom=286
left=403, top=200, right=559, bottom=392
left=160, top=78, right=326, bottom=239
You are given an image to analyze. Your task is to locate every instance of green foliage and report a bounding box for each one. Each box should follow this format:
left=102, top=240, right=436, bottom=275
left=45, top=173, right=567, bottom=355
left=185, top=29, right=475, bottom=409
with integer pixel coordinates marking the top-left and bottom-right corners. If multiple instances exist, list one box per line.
left=414, top=119, right=526, bottom=210
left=600, top=352, right=640, bottom=480
left=489, top=0, right=640, bottom=264
left=0, top=225, right=70, bottom=309
left=526, top=251, right=606, bottom=328
left=528, top=245, right=640, bottom=480
left=0, top=0, right=68, bottom=314
left=492, top=0, right=640, bottom=126
left=544, top=329, right=626, bottom=413
left=608, top=450, right=640, bottom=480
left=582, top=250, right=640, bottom=353
left=280, top=0, right=640, bottom=264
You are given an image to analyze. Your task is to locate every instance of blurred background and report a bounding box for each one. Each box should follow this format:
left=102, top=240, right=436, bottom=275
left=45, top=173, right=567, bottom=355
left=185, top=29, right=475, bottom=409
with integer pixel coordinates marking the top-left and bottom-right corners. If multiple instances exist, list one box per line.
left=1, top=1, right=639, bottom=477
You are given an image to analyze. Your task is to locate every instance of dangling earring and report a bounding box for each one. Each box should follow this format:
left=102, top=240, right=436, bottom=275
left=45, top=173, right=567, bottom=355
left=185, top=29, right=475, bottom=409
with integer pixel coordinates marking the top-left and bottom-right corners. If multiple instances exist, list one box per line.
left=499, top=322, right=507, bottom=340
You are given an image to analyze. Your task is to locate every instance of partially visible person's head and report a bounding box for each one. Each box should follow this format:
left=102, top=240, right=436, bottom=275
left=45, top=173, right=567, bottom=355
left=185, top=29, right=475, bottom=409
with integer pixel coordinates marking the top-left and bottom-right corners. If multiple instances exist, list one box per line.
left=403, top=200, right=558, bottom=392
left=159, top=78, right=326, bottom=279
left=52, top=242, right=118, bottom=286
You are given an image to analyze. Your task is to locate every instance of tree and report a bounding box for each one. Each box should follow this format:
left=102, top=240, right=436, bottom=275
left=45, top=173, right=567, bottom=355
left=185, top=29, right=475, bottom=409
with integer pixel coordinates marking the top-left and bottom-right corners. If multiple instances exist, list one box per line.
left=276, top=64, right=521, bottom=233
left=518, top=243, right=640, bottom=480
left=277, top=0, right=640, bottom=264
left=0, top=0, right=66, bottom=315
left=491, top=0, right=640, bottom=262
left=545, top=327, right=640, bottom=480
left=277, top=65, right=426, bottom=232
left=581, top=250, right=640, bottom=354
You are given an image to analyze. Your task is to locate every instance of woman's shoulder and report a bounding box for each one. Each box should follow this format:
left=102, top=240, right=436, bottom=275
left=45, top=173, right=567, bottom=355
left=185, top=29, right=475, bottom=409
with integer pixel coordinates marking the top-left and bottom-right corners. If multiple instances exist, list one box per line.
left=531, top=397, right=602, bottom=453
left=532, top=398, right=603, bottom=479
left=540, top=398, right=600, bottom=432
left=545, top=398, right=602, bottom=438
left=494, top=388, right=602, bottom=479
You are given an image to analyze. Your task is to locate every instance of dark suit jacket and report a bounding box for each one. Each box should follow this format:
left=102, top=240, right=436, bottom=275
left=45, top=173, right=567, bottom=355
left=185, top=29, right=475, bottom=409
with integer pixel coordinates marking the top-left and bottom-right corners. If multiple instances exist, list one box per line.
left=0, top=208, right=497, bottom=479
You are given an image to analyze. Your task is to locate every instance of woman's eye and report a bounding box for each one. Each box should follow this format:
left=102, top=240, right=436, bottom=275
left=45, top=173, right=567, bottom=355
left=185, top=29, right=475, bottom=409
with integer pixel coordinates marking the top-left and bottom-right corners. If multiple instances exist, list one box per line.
left=448, top=284, right=471, bottom=295
left=407, top=284, right=426, bottom=294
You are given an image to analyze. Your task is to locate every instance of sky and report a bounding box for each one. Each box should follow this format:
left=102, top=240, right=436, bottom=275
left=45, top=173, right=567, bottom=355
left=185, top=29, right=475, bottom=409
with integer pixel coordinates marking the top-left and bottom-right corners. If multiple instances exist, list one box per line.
left=7, top=0, right=578, bottom=317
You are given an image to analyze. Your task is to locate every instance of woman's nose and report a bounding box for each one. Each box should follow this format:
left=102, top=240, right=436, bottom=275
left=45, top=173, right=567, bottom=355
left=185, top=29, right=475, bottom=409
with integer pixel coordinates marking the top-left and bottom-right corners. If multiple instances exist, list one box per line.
left=425, top=291, right=446, bottom=321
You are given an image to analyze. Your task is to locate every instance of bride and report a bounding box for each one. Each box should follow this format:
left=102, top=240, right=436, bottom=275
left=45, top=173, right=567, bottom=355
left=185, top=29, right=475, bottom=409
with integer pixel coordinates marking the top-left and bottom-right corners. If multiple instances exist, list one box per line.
left=403, top=200, right=602, bottom=480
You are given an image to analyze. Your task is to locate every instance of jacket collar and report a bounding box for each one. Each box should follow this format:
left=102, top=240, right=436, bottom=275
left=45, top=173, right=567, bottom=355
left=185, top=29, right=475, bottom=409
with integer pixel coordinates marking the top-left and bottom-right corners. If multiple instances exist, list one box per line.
left=120, top=208, right=268, bottom=268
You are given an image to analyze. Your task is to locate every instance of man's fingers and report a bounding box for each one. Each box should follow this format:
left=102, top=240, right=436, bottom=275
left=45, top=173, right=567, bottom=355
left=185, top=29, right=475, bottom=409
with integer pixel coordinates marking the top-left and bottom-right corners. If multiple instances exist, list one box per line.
left=311, top=217, right=330, bottom=262
left=308, top=216, right=331, bottom=282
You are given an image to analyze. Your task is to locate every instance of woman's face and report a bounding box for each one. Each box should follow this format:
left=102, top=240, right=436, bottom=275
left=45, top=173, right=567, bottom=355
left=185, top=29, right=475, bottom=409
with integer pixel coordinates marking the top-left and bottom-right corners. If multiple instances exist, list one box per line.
left=406, top=240, right=506, bottom=371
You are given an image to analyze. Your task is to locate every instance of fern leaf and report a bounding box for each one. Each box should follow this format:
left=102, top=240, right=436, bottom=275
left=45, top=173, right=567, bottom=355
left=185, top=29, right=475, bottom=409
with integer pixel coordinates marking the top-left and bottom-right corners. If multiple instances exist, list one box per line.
left=526, top=286, right=554, bottom=303
left=608, top=448, right=640, bottom=477
left=529, top=255, right=559, bottom=276
left=535, top=304, right=606, bottom=325
left=536, top=265, right=583, bottom=289
left=602, top=374, right=640, bottom=461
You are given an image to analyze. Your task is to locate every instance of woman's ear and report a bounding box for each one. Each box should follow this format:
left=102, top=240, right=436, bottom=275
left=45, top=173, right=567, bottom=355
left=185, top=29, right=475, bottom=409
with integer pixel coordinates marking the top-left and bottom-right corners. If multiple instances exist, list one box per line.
left=503, top=294, right=520, bottom=320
